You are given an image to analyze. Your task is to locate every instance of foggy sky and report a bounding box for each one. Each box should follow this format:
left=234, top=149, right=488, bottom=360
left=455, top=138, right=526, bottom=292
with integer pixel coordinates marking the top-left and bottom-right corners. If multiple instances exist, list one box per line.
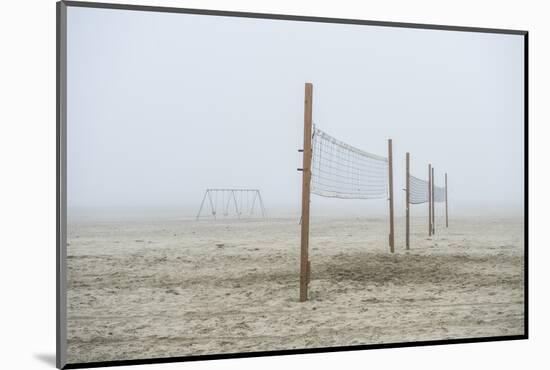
left=67, top=7, right=524, bottom=218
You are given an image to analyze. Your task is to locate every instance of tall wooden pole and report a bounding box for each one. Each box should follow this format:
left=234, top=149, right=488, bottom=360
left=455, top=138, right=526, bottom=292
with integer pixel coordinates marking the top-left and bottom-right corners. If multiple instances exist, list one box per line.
left=300, top=82, right=313, bottom=302
left=428, top=164, right=432, bottom=236
left=445, top=173, right=449, bottom=228
left=432, top=167, right=435, bottom=235
left=388, top=139, right=395, bottom=253
left=405, top=152, right=410, bottom=250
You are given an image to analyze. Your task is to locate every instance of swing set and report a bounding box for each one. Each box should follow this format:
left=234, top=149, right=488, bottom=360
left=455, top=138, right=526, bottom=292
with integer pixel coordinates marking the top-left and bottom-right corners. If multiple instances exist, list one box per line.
left=196, top=189, right=266, bottom=220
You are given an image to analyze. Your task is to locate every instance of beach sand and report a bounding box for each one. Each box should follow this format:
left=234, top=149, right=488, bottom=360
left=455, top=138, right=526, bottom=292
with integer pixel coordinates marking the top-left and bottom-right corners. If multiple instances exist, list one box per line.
left=66, top=215, right=524, bottom=363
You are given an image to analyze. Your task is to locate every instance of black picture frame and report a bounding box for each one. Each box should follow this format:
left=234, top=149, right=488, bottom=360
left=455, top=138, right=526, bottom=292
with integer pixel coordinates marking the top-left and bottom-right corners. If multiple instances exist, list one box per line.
left=56, top=1, right=528, bottom=368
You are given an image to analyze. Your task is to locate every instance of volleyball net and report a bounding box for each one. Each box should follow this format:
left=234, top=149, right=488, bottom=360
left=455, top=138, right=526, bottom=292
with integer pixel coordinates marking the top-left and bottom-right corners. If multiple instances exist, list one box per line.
left=405, top=153, right=449, bottom=248
left=311, top=126, right=389, bottom=200
left=433, top=184, right=446, bottom=203
left=409, top=174, right=430, bottom=204
left=299, top=83, right=395, bottom=302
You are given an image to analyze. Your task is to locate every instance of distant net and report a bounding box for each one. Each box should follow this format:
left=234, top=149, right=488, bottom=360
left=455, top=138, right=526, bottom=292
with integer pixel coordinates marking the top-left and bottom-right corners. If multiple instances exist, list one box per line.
left=409, top=175, right=430, bottom=204
left=433, top=184, right=446, bottom=203
left=311, top=126, right=388, bottom=199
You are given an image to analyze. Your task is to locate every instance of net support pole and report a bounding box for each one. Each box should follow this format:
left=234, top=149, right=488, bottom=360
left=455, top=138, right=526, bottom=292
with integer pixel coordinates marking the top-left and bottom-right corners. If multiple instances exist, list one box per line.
left=388, top=139, right=395, bottom=253
left=445, top=173, right=449, bottom=228
left=428, top=164, right=432, bottom=236
left=405, top=152, right=410, bottom=250
left=432, top=167, right=435, bottom=234
left=300, top=82, right=313, bottom=302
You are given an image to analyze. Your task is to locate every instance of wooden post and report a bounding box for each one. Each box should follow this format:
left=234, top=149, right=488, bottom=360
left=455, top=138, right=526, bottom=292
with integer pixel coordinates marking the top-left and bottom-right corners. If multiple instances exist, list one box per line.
left=445, top=173, right=449, bottom=228
left=388, top=139, right=395, bottom=253
left=300, top=82, right=313, bottom=302
left=405, top=152, right=410, bottom=250
left=432, top=167, right=435, bottom=235
left=428, top=164, right=432, bottom=236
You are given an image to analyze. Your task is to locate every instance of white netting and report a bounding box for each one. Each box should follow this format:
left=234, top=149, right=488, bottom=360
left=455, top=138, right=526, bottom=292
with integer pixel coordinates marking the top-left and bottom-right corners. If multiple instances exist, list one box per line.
left=311, top=126, right=389, bottom=199
left=409, top=175, right=430, bottom=204
left=433, top=184, right=446, bottom=203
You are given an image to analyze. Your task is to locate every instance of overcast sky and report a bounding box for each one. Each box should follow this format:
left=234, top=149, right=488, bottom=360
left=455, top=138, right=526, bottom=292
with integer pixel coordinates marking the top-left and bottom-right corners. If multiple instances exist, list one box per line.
left=67, top=7, right=524, bottom=218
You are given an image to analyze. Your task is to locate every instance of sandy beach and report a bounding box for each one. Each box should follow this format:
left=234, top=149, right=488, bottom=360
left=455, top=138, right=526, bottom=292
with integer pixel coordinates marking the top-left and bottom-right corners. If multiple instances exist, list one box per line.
left=66, top=215, right=524, bottom=363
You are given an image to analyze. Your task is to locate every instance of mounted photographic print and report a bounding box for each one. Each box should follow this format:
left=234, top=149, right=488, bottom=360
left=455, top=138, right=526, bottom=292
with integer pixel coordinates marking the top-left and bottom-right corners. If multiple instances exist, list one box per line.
left=56, top=1, right=528, bottom=368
